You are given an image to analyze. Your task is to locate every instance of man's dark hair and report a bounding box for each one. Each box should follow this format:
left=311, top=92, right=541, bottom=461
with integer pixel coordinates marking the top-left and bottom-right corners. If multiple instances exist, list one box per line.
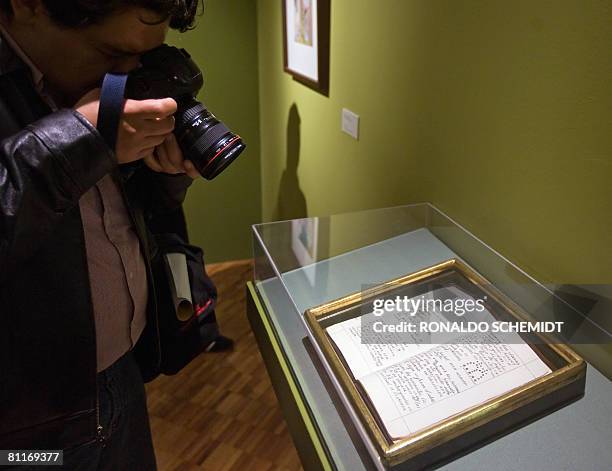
left=0, top=0, right=203, bottom=31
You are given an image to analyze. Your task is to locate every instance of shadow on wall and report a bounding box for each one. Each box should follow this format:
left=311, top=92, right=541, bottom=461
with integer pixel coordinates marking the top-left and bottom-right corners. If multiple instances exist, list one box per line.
left=275, top=103, right=308, bottom=221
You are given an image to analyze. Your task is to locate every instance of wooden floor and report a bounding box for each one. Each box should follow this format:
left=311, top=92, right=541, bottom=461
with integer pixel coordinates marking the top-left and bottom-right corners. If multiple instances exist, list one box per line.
left=145, top=260, right=303, bottom=471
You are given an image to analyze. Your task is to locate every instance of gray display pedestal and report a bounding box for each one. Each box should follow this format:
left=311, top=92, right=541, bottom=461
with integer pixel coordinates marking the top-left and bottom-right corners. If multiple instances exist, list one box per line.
left=249, top=205, right=612, bottom=470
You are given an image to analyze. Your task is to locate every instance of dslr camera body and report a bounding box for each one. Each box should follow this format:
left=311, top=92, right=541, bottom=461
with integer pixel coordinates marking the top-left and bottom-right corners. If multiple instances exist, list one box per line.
left=126, top=44, right=245, bottom=180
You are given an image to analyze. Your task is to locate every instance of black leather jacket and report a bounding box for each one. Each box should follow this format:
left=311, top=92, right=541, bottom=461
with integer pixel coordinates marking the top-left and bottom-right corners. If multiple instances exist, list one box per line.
left=0, top=37, right=193, bottom=448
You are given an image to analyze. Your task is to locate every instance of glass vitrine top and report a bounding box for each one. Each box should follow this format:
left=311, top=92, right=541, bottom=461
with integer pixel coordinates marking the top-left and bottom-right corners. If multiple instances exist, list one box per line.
left=253, top=203, right=611, bottom=354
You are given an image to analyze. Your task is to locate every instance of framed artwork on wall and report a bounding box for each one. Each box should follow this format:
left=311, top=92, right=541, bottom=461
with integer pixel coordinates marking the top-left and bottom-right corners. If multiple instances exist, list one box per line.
left=282, top=0, right=330, bottom=95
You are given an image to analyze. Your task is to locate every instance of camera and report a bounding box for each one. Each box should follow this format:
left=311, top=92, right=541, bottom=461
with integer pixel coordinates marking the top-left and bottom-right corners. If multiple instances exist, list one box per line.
left=126, top=44, right=245, bottom=180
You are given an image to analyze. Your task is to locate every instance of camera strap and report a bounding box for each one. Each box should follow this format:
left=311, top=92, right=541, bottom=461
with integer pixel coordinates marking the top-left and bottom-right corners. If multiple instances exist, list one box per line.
left=97, top=73, right=128, bottom=151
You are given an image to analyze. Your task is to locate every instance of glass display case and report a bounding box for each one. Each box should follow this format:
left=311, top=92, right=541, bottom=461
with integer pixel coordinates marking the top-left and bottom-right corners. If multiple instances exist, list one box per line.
left=247, top=203, right=612, bottom=471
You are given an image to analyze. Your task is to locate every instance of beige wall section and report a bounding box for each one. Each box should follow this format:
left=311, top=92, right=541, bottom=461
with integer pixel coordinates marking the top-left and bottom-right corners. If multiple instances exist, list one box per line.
left=168, top=0, right=261, bottom=263
left=257, top=0, right=611, bottom=287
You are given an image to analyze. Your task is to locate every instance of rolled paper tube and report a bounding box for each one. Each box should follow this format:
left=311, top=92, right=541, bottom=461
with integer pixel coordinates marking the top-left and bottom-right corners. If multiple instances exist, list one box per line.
left=165, top=252, right=194, bottom=321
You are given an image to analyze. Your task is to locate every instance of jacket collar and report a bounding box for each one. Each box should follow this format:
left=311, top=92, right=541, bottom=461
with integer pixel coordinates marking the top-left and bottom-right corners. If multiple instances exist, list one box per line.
left=0, top=25, right=44, bottom=88
left=0, top=31, right=26, bottom=78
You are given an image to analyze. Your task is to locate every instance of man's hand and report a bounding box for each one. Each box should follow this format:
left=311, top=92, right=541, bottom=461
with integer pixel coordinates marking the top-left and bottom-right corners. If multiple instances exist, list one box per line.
left=75, top=89, right=197, bottom=177
left=143, top=133, right=200, bottom=179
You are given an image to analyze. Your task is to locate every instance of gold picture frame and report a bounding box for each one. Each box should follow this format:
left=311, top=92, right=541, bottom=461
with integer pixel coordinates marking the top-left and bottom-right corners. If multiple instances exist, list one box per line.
left=305, top=259, right=586, bottom=468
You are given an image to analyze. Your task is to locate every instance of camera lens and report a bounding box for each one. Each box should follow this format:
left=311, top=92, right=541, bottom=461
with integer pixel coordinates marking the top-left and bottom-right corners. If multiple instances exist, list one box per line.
left=174, top=101, right=246, bottom=180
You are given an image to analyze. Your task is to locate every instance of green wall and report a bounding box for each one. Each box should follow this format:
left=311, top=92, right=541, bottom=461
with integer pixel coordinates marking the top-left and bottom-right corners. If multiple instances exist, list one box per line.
left=257, top=0, right=611, bottom=286
left=169, top=0, right=261, bottom=263
left=170, top=1, right=611, bottom=369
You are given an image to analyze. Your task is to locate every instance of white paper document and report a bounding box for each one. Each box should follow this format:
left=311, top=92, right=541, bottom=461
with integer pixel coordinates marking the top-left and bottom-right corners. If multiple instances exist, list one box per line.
left=326, top=288, right=552, bottom=439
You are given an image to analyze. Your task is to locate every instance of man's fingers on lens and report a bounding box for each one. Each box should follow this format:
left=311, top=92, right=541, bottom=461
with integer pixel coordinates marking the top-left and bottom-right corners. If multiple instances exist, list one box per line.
left=142, top=115, right=175, bottom=135
left=123, top=98, right=177, bottom=119
left=143, top=154, right=164, bottom=172
left=162, top=134, right=186, bottom=171
left=183, top=159, right=200, bottom=179
left=131, top=98, right=177, bottom=118
left=155, top=138, right=183, bottom=174
left=142, top=134, right=167, bottom=149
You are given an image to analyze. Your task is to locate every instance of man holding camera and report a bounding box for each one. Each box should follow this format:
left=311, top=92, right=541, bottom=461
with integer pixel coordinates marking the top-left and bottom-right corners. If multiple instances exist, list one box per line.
left=0, top=1, right=204, bottom=469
